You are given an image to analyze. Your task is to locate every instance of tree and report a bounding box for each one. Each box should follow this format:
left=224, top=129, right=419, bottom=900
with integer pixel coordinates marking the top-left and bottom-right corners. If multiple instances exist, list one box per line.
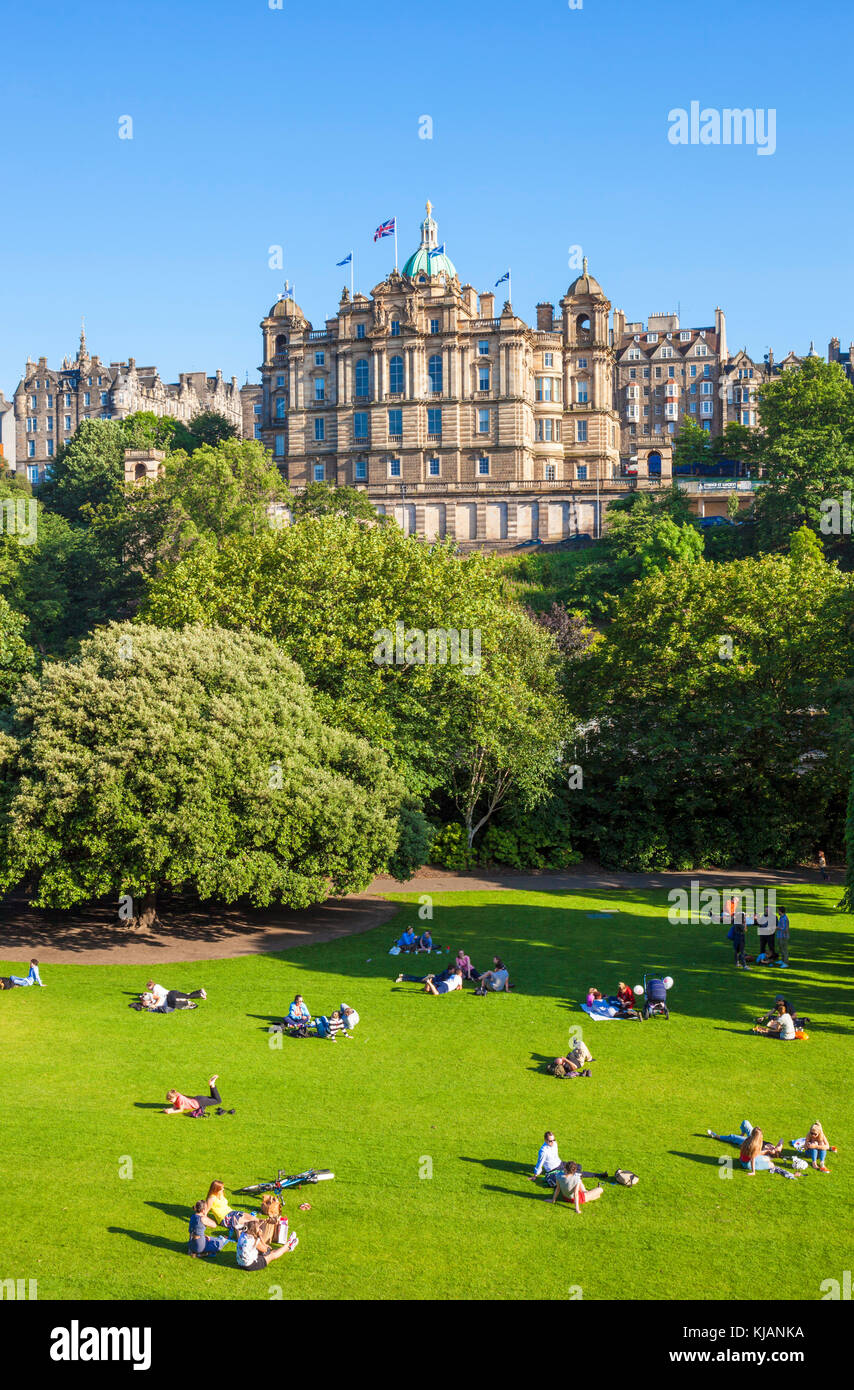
left=143, top=516, right=568, bottom=829
left=37, top=419, right=129, bottom=520
left=752, top=358, right=854, bottom=550
left=0, top=594, right=35, bottom=704
left=673, top=419, right=715, bottom=472
left=0, top=623, right=420, bottom=923
left=291, top=480, right=388, bottom=524
left=170, top=410, right=238, bottom=454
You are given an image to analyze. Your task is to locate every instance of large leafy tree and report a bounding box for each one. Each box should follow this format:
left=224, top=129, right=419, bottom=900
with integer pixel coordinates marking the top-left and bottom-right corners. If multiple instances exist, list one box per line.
left=0, top=623, right=418, bottom=924
left=752, top=357, right=854, bottom=550
left=566, top=528, right=854, bottom=868
left=170, top=409, right=238, bottom=454
left=142, top=516, right=567, bottom=834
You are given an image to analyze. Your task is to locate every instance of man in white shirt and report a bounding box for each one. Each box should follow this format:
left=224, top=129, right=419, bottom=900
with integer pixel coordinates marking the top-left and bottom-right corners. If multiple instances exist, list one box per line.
left=341, top=1004, right=360, bottom=1031
left=144, top=980, right=207, bottom=1010
left=424, top=969, right=463, bottom=996
left=530, top=1131, right=562, bottom=1186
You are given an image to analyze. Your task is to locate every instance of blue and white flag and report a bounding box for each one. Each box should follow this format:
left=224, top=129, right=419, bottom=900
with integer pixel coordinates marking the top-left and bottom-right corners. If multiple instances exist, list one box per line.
left=336, top=252, right=352, bottom=266
left=495, top=270, right=510, bottom=286
left=428, top=242, right=446, bottom=259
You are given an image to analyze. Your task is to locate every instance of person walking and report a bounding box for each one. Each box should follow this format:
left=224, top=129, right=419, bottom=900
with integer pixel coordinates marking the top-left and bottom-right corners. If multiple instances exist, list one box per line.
left=818, top=851, right=828, bottom=882
left=731, top=911, right=748, bottom=969
left=775, top=908, right=790, bottom=968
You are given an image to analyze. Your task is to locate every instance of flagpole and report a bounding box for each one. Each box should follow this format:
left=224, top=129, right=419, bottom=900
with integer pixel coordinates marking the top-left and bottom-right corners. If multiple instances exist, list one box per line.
left=350, top=251, right=354, bottom=299
left=394, top=220, right=398, bottom=272
left=508, top=268, right=512, bottom=308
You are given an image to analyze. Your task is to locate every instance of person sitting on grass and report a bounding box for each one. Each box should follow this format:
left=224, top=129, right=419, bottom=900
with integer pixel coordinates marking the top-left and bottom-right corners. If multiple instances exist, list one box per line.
left=804, top=1122, right=833, bottom=1173
left=529, top=1131, right=563, bottom=1187
left=586, top=988, right=603, bottom=1006
left=316, top=1009, right=346, bottom=1039
left=706, top=1122, right=785, bottom=1174
left=550, top=1162, right=604, bottom=1212
left=479, top=958, right=511, bottom=992
left=188, top=1201, right=232, bottom=1259
left=8, top=958, right=45, bottom=988
left=284, top=995, right=311, bottom=1036
left=236, top=1219, right=298, bottom=1269
left=416, top=929, right=434, bottom=953
left=455, top=950, right=480, bottom=982
left=752, top=1001, right=796, bottom=1040
left=164, top=1075, right=223, bottom=1116
left=756, top=994, right=795, bottom=1027
left=616, top=981, right=634, bottom=1011
left=396, top=927, right=417, bottom=953
left=200, top=1180, right=246, bottom=1228
left=424, top=968, right=463, bottom=997
left=340, top=1004, right=359, bottom=1033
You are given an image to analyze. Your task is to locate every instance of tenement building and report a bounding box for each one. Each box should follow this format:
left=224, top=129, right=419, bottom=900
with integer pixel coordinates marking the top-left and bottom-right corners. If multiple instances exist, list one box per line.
left=258, top=204, right=625, bottom=543
left=14, top=325, right=246, bottom=484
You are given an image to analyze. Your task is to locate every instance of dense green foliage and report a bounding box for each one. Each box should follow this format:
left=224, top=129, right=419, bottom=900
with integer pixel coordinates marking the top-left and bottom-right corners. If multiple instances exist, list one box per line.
left=1, top=886, right=849, bottom=1300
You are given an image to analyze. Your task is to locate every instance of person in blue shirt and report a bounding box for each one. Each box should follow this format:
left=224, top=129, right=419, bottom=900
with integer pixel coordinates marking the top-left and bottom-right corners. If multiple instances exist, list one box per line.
left=397, top=927, right=417, bottom=953
left=188, top=1202, right=232, bottom=1258
left=417, top=930, right=434, bottom=953
left=774, top=910, right=790, bottom=967
left=9, top=958, right=44, bottom=987
left=283, top=995, right=311, bottom=1034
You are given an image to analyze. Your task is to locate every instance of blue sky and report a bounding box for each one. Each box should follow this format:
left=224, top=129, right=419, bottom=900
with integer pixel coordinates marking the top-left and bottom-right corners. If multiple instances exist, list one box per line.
left=2, top=0, right=851, bottom=393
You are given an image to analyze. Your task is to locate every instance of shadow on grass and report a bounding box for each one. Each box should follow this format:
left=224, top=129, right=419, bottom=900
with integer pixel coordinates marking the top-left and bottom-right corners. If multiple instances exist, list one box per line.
left=459, top=1155, right=530, bottom=1177
left=482, top=1184, right=556, bottom=1203
left=108, top=1227, right=188, bottom=1253
left=145, top=1200, right=192, bottom=1222
left=668, top=1150, right=731, bottom=1167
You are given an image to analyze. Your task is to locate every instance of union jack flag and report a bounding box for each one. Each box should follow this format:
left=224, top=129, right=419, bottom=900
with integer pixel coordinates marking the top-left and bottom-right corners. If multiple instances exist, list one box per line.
left=374, top=217, right=396, bottom=241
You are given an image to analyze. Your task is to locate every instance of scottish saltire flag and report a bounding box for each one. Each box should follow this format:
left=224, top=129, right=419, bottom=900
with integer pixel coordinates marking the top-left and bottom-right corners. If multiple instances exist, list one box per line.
left=428, top=242, right=446, bottom=258
left=374, top=218, right=396, bottom=241
left=495, top=270, right=510, bottom=286
left=337, top=252, right=352, bottom=266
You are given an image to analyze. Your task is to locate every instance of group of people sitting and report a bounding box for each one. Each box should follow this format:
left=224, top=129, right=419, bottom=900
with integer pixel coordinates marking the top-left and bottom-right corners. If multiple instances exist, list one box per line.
left=586, top=982, right=637, bottom=1018
left=394, top=953, right=511, bottom=995
left=393, top=927, right=439, bottom=954
left=706, top=1120, right=834, bottom=1176
left=529, top=1131, right=606, bottom=1212
left=751, top=995, right=807, bottom=1041
left=135, top=979, right=207, bottom=1012
left=0, top=958, right=44, bottom=990
left=280, top=996, right=360, bottom=1039
left=188, top=1180, right=299, bottom=1267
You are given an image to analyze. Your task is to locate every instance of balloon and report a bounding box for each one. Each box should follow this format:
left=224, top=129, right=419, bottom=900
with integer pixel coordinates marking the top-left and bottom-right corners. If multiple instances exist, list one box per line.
left=663, top=976, right=674, bottom=990
left=633, top=984, right=644, bottom=996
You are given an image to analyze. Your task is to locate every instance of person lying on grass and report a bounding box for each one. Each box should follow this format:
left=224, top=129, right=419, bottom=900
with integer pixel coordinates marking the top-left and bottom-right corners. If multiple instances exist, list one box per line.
left=479, top=958, right=511, bottom=992
left=424, top=968, right=463, bottom=997
left=316, top=1010, right=346, bottom=1038
left=341, top=1004, right=359, bottom=1031
left=145, top=980, right=206, bottom=1009
left=395, top=965, right=456, bottom=988
left=284, top=996, right=311, bottom=1035
left=550, top=1037, right=594, bottom=1078
left=804, top=1122, right=834, bottom=1172
left=236, top=1220, right=298, bottom=1269
left=752, top=1001, right=796, bottom=1039
left=164, top=1075, right=226, bottom=1116
left=707, top=1122, right=786, bottom=1174
left=550, top=1162, right=604, bottom=1211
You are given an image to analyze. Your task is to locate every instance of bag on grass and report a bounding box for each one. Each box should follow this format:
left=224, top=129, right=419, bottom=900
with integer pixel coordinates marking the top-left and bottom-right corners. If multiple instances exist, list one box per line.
left=389, top=945, right=401, bottom=956
left=474, top=983, right=487, bottom=996
left=614, top=1169, right=639, bottom=1186
left=795, top=1029, right=809, bottom=1041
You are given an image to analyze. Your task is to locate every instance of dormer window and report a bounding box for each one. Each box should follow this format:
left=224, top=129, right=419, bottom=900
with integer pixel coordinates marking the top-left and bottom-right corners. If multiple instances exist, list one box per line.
left=646, top=333, right=658, bottom=344
left=390, top=320, right=401, bottom=337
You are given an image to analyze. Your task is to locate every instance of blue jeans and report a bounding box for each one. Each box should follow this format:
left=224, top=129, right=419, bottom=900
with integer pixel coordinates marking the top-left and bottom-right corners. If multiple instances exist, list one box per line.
left=806, top=1148, right=826, bottom=1164
left=190, top=1235, right=230, bottom=1256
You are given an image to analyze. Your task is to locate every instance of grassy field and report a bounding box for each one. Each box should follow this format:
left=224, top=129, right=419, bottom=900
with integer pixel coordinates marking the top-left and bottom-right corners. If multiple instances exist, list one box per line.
left=1, top=886, right=851, bottom=1301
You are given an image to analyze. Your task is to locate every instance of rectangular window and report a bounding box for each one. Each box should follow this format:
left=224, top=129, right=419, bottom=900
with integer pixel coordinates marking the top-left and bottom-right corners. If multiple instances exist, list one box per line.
left=254, top=424, right=262, bottom=439
left=545, top=463, right=556, bottom=481
left=477, top=408, right=490, bottom=434
left=255, top=403, right=263, bottom=413
left=100, top=392, right=108, bottom=406
left=353, top=411, right=368, bottom=440
left=314, top=418, right=325, bottom=441
left=643, top=368, right=650, bottom=379
left=29, top=395, right=37, bottom=410
left=544, top=352, right=553, bottom=367
left=46, top=439, right=54, bottom=455
left=388, top=409, right=402, bottom=437
left=64, top=415, right=71, bottom=430
left=64, top=393, right=71, bottom=406
left=355, top=459, right=368, bottom=480
left=577, top=464, right=588, bottom=480
left=28, top=441, right=36, bottom=458
left=356, top=323, right=366, bottom=339
left=427, top=407, right=442, bottom=435
left=313, top=464, right=325, bottom=481
left=577, top=382, right=588, bottom=403
left=702, top=382, right=713, bottom=395
left=690, top=365, right=697, bottom=377
left=577, top=358, right=588, bottom=369
left=276, top=375, right=285, bottom=387
left=315, top=352, right=325, bottom=366
left=701, top=402, right=713, bottom=415
left=668, top=367, right=676, bottom=378
left=390, top=321, right=401, bottom=337
left=703, top=364, right=712, bottom=377
left=478, top=340, right=489, bottom=356
left=430, top=319, right=440, bottom=334
left=46, top=417, right=54, bottom=432
left=84, top=392, right=90, bottom=406
left=689, top=402, right=697, bottom=412
left=702, top=420, right=712, bottom=432
left=314, top=380, right=325, bottom=401
left=27, top=463, right=39, bottom=483
left=276, top=399, right=286, bottom=418
left=389, top=458, right=401, bottom=477
left=742, top=411, right=750, bottom=426
left=47, top=393, right=53, bottom=408
left=275, top=434, right=285, bottom=456
left=478, top=367, right=490, bottom=391
left=577, top=420, right=588, bottom=442
left=428, top=457, right=440, bottom=476
left=477, top=456, right=490, bottom=476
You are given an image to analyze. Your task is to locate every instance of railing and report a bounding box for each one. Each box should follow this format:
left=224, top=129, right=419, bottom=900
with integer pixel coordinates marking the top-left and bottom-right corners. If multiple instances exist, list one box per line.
left=308, top=330, right=330, bottom=340
left=470, top=318, right=501, bottom=329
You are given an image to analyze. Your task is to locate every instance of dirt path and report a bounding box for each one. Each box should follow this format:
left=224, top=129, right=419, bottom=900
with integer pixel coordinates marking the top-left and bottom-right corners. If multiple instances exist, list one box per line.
left=0, top=863, right=840, bottom=965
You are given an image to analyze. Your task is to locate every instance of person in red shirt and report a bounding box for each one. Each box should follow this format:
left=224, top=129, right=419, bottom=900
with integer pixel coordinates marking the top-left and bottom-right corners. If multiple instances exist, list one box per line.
left=616, top=981, right=635, bottom=1014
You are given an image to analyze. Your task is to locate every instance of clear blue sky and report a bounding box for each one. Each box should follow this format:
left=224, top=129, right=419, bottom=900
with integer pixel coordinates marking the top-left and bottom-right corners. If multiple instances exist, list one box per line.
left=2, top=0, right=851, bottom=393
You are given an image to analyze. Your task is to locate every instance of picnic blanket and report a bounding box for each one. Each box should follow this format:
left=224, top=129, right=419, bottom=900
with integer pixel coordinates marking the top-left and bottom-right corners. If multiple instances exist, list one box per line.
left=581, top=1001, right=621, bottom=1021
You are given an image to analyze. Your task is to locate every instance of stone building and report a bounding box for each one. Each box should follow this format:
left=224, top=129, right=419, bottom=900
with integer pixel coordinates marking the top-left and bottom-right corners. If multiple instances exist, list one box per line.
left=612, top=307, right=728, bottom=453
left=13, top=325, right=244, bottom=484
left=0, top=392, right=14, bottom=468
left=258, top=204, right=623, bottom=543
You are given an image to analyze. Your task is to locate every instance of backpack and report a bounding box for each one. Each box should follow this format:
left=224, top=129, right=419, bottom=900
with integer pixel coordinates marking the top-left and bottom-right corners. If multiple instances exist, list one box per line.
left=474, top=983, right=487, bottom=996
left=613, top=1169, right=639, bottom=1186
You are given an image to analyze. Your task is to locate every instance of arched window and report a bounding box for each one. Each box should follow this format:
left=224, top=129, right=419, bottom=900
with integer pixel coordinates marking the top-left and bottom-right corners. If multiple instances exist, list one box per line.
left=389, top=355, right=404, bottom=394
left=428, top=354, right=443, bottom=393
left=355, top=359, right=370, bottom=397
left=134, top=462, right=147, bottom=481
left=647, top=451, right=662, bottom=477
left=275, top=334, right=287, bottom=354
left=575, top=314, right=591, bottom=337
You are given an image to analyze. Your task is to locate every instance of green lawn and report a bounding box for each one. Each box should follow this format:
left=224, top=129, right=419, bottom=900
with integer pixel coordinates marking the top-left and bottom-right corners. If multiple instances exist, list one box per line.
left=1, top=886, right=851, bottom=1301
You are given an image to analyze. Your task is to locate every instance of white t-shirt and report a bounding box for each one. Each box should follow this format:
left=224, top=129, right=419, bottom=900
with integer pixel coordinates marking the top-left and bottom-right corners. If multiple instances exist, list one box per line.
left=778, top=1012, right=796, bottom=1040
left=341, top=1005, right=360, bottom=1028
left=149, top=984, right=168, bottom=1007
left=236, top=1232, right=259, bottom=1267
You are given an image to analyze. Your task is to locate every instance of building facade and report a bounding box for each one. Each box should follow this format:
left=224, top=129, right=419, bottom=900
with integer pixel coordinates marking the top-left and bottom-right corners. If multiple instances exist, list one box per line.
left=258, top=204, right=625, bottom=543
left=13, top=326, right=245, bottom=484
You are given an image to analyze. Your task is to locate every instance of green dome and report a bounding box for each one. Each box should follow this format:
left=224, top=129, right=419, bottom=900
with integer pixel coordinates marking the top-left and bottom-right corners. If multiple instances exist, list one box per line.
left=402, top=201, right=457, bottom=282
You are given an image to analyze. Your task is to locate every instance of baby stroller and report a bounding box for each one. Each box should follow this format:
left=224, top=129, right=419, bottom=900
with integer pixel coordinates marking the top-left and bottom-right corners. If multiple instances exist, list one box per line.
left=641, top=971, right=670, bottom=1020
